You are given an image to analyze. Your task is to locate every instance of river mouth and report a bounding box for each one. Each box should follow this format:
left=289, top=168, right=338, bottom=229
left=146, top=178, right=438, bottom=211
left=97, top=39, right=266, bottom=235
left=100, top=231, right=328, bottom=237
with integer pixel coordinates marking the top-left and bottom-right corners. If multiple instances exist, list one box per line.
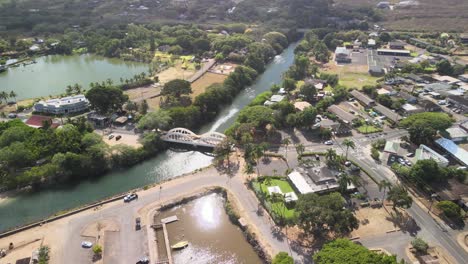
left=154, top=193, right=263, bottom=264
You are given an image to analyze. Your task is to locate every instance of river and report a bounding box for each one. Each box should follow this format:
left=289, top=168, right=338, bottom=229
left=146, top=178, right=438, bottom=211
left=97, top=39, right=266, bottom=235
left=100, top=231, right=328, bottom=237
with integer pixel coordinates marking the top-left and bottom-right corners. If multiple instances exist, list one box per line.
left=0, top=42, right=298, bottom=232
left=0, top=54, right=148, bottom=100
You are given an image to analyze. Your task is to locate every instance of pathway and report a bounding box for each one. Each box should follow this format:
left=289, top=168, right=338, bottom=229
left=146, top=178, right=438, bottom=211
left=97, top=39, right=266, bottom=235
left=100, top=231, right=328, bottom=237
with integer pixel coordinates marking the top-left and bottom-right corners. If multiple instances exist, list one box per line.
left=187, top=59, right=215, bottom=83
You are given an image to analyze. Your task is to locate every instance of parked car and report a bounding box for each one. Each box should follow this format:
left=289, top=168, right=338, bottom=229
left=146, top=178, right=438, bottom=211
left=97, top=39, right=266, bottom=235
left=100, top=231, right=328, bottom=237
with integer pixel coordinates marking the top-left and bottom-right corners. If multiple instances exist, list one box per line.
left=81, top=241, right=93, bottom=248
left=136, top=257, right=149, bottom=264
left=405, top=159, right=412, bottom=166
left=438, top=100, right=446, bottom=105
left=7, top=113, right=17, bottom=119
left=124, top=193, right=138, bottom=202
left=406, top=153, right=415, bottom=157
left=116, top=135, right=122, bottom=141
left=324, top=140, right=333, bottom=145
left=135, top=217, right=141, bottom=230
left=390, top=156, right=396, bottom=163
left=108, top=134, right=114, bottom=140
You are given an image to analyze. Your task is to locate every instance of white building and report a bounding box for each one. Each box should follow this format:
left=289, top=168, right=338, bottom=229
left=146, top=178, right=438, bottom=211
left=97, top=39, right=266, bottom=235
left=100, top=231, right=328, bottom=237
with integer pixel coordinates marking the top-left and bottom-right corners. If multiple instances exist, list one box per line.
left=415, top=144, right=449, bottom=167
left=34, top=94, right=89, bottom=115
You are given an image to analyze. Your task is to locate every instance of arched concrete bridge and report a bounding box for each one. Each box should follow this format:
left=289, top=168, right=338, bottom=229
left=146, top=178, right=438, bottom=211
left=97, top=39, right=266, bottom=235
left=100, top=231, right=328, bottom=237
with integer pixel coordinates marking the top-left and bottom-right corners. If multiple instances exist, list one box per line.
left=160, top=128, right=226, bottom=148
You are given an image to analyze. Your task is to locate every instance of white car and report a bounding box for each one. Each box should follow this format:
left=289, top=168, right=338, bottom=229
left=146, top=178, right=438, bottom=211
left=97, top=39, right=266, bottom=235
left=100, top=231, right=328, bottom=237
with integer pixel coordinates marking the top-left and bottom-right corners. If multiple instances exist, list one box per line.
left=81, top=241, right=93, bottom=248
left=324, top=140, right=333, bottom=145
left=124, top=193, right=138, bottom=202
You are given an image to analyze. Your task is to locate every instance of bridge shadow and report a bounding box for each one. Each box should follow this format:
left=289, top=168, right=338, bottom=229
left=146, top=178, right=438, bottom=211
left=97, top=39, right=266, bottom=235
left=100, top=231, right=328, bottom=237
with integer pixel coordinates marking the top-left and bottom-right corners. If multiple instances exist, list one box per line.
left=167, top=145, right=216, bottom=157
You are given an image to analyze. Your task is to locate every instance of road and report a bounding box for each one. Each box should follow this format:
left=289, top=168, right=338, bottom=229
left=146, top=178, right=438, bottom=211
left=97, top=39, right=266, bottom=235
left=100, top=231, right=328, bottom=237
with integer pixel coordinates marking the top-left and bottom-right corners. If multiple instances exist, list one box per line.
left=59, top=165, right=310, bottom=264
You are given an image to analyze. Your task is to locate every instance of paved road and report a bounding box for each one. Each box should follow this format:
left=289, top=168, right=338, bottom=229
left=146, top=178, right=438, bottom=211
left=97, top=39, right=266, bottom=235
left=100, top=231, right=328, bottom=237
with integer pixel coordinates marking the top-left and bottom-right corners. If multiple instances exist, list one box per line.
left=187, top=59, right=216, bottom=83
left=60, top=166, right=309, bottom=264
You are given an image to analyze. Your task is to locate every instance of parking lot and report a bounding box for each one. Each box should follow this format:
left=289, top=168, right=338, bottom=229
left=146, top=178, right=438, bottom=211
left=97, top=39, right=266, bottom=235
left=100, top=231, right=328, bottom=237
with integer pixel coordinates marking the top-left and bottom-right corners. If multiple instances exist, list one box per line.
left=349, top=50, right=369, bottom=66
left=368, top=49, right=411, bottom=71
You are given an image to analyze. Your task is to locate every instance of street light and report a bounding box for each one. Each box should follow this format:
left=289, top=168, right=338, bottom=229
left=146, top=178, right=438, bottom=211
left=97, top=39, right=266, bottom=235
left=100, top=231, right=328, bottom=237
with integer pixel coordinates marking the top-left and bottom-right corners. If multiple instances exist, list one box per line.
left=428, top=193, right=438, bottom=213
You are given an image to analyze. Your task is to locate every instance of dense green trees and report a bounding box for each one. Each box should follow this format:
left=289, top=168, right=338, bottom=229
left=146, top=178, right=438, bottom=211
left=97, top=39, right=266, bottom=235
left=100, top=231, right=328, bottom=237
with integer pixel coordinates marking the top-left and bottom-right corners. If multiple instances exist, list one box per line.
left=296, top=192, right=358, bottom=237
left=137, top=110, right=172, bottom=131
left=86, top=86, right=128, bottom=115
left=387, top=185, right=413, bottom=210
left=314, top=239, right=403, bottom=264
left=436, top=201, right=463, bottom=222
left=399, top=112, right=453, bottom=145
left=161, top=79, right=192, bottom=98
left=272, top=252, right=294, bottom=264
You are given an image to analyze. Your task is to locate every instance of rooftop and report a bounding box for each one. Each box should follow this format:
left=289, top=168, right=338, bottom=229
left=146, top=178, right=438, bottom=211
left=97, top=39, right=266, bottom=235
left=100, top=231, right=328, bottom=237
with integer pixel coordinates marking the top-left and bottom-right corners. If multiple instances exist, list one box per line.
left=374, top=104, right=402, bottom=122
left=25, top=115, right=58, bottom=128
left=384, top=141, right=400, bottom=154
left=294, top=101, right=312, bottom=111
left=445, top=127, right=468, bottom=139
left=350, top=90, right=375, bottom=106
left=435, top=138, right=468, bottom=166
left=37, top=94, right=88, bottom=108
left=424, top=82, right=452, bottom=91
left=335, top=47, right=350, bottom=55
left=327, top=105, right=357, bottom=123
left=415, top=144, right=449, bottom=167
left=377, top=49, right=411, bottom=54
left=432, top=74, right=461, bottom=84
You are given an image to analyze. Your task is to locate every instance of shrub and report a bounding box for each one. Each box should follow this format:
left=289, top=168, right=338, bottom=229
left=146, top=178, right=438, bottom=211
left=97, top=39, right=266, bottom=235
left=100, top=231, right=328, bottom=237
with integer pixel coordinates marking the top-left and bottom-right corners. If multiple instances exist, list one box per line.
left=371, top=147, right=380, bottom=160
left=436, top=201, right=462, bottom=221
left=411, top=237, right=429, bottom=254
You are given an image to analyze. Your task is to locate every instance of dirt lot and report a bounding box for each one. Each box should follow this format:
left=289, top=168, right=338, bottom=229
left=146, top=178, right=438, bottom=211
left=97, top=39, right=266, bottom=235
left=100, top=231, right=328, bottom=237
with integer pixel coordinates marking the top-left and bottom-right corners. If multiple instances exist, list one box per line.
left=101, top=132, right=142, bottom=148
left=209, top=62, right=238, bottom=75
left=352, top=206, right=400, bottom=238
left=191, top=72, right=227, bottom=98
left=156, top=66, right=195, bottom=85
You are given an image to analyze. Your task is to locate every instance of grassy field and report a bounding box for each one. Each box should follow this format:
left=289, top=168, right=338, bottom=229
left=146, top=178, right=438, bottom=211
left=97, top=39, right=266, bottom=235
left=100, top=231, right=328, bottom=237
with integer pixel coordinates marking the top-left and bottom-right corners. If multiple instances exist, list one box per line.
left=357, top=125, right=383, bottom=134
left=191, top=72, right=227, bottom=98
left=254, top=178, right=297, bottom=220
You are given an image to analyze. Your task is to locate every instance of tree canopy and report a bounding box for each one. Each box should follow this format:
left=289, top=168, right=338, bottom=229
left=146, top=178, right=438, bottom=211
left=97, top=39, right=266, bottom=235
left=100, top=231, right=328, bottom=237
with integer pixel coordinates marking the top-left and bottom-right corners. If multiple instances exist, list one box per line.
left=161, top=79, right=192, bottom=98
left=272, top=252, right=294, bottom=264
left=313, top=239, right=403, bottom=264
left=86, top=85, right=128, bottom=115
left=399, top=112, right=453, bottom=145
left=296, top=192, right=358, bottom=237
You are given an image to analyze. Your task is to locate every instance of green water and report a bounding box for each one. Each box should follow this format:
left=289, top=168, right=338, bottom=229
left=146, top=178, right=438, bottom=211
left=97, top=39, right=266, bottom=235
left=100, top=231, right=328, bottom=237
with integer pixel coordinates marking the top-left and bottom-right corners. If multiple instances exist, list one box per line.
left=0, top=54, right=148, bottom=100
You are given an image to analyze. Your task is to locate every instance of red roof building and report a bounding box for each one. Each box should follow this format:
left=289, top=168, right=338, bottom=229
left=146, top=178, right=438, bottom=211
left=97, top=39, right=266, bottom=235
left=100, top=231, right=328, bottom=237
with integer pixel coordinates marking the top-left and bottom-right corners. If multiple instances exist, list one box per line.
left=25, top=115, right=59, bottom=128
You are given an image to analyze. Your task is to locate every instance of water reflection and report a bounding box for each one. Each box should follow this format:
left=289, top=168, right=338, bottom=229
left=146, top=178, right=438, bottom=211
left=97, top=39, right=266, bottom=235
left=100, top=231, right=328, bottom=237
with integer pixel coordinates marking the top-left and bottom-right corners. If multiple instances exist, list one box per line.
left=191, top=194, right=223, bottom=230
left=156, top=194, right=262, bottom=264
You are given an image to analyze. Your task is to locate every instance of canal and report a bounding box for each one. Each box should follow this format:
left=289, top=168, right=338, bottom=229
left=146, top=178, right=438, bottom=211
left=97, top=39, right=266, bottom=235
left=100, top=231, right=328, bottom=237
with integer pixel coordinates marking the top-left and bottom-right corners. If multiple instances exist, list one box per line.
left=0, top=42, right=298, bottom=232
left=0, top=54, right=148, bottom=100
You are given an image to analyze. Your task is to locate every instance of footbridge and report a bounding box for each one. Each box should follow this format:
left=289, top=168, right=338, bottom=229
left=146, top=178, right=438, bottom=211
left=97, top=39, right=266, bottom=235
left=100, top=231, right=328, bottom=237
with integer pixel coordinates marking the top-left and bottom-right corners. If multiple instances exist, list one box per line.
left=160, top=128, right=226, bottom=148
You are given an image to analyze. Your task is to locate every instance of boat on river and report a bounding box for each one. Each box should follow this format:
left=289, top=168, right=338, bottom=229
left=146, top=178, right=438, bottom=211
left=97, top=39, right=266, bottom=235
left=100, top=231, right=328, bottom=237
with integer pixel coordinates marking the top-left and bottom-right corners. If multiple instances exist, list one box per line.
left=171, top=241, right=189, bottom=250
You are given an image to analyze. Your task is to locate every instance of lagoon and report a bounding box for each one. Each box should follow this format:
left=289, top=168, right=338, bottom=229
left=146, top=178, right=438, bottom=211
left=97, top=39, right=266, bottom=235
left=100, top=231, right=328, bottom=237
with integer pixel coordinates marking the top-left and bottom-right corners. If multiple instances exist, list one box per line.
left=0, top=54, right=148, bottom=100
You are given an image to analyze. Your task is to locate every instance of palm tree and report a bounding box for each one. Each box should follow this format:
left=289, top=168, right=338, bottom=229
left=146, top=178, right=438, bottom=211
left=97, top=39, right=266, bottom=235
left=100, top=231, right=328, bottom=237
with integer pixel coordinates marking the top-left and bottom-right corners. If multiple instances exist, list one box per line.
left=295, top=143, right=305, bottom=157
left=73, top=83, right=82, bottom=94
left=106, top=78, right=113, bottom=86
left=66, top=85, right=73, bottom=95
left=269, top=192, right=287, bottom=224
left=378, top=180, right=392, bottom=211
left=9, top=91, right=17, bottom=102
left=337, top=173, right=357, bottom=194
left=325, top=148, right=337, bottom=161
left=252, top=143, right=267, bottom=176
left=0, top=91, right=9, bottom=104
left=342, top=139, right=356, bottom=160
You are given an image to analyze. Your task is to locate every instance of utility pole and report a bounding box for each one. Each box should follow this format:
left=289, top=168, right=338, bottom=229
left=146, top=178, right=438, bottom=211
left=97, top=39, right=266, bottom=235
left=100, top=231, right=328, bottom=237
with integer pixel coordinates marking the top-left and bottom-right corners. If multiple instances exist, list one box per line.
left=428, top=193, right=438, bottom=213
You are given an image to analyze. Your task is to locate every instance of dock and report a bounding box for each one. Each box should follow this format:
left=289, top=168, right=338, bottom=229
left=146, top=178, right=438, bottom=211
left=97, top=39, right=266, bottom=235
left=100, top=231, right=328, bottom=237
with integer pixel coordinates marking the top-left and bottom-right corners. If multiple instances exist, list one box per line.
left=161, top=215, right=178, bottom=224
left=162, top=223, right=173, bottom=264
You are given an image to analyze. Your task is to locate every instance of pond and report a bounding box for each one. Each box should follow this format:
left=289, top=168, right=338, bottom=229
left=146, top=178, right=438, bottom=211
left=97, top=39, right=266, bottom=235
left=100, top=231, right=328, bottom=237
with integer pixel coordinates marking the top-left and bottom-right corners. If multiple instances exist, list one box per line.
left=154, top=193, right=263, bottom=264
left=0, top=54, right=148, bottom=100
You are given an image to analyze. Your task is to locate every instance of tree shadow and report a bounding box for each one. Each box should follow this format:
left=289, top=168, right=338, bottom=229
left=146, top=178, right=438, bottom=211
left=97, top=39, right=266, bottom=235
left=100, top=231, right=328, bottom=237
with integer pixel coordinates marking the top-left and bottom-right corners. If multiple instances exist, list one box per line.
left=385, top=210, right=421, bottom=236
left=270, top=226, right=285, bottom=241
left=214, top=159, right=240, bottom=178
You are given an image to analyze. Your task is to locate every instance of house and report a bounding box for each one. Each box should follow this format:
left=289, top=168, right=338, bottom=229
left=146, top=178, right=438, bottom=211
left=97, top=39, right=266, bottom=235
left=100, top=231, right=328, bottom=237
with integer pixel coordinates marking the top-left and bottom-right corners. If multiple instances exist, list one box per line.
left=442, top=127, right=468, bottom=143
left=376, top=2, right=390, bottom=8
left=34, top=94, right=89, bottom=115
left=460, top=33, right=468, bottom=44
left=335, top=47, right=351, bottom=63
left=406, top=74, right=424, bottom=83
left=264, top=95, right=285, bottom=106
left=399, top=91, right=418, bottom=104
left=432, top=74, right=461, bottom=85
left=327, top=105, right=358, bottom=124
left=415, top=144, right=449, bottom=167
left=435, top=137, right=468, bottom=166
left=368, top=39, right=376, bottom=47
left=377, top=49, right=410, bottom=56
left=459, top=74, right=468, bottom=83
left=294, top=101, right=312, bottom=111
left=419, top=99, right=442, bottom=112
left=389, top=41, right=405, bottom=50
left=25, top=115, right=59, bottom=129
left=319, top=119, right=351, bottom=135
left=374, top=104, right=402, bottom=123
left=350, top=90, right=375, bottom=107
left=369, top=65, right=385, bottom=76
left=401, top=103, right=423, bottom=115
left=288, top=167, right=355, bottom=195
left=384, top=141, right=401, bottom=155
left=447, top=95, right=468, bottom=113
left=424, top=82, right=452, bottom=92
left=87, top=112, right=109, bottom=128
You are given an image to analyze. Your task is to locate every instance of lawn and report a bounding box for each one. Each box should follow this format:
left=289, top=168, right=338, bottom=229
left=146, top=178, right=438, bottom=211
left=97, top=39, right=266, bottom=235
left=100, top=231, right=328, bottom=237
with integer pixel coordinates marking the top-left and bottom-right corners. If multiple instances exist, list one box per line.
left=338, top=73, right=379, bottom=89
left=357, top=125, right=383, bottom=134
left=253, top=178, right=297, bottom=221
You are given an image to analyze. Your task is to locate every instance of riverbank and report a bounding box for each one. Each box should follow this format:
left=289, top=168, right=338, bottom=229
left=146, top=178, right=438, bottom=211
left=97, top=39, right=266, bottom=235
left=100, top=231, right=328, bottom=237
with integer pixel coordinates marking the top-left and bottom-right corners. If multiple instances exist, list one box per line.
left=0, top=160, right=293, bottom=264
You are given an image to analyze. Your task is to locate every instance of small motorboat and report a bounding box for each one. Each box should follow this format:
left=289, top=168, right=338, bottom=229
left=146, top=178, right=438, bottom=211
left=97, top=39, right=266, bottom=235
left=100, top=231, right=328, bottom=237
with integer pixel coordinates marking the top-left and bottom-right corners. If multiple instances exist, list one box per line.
left=171, top=241, right=189, bottom=250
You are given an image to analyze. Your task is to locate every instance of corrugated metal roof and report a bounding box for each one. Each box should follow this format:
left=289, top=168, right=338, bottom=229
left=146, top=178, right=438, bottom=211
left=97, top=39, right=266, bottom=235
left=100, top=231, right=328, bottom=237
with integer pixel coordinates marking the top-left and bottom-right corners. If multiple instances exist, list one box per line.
left=435, top=138, right=468, bottom=166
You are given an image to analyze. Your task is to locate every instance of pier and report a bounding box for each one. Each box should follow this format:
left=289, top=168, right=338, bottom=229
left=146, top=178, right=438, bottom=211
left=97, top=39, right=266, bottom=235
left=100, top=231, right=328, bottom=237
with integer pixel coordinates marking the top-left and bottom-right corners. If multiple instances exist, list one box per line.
left=153, top=215, right=179, bottom=264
